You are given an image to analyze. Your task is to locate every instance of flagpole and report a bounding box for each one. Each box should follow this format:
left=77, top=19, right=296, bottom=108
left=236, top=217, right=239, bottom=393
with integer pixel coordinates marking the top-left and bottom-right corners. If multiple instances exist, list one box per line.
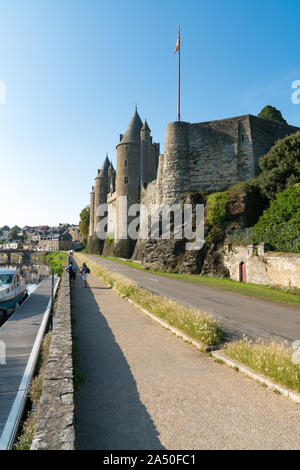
left=178, top=25, right=181, bottom=122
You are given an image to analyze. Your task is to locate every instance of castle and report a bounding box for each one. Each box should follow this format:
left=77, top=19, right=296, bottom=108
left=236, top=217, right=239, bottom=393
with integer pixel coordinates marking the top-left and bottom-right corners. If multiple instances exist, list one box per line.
left=88, top=109, right=299, bottom=257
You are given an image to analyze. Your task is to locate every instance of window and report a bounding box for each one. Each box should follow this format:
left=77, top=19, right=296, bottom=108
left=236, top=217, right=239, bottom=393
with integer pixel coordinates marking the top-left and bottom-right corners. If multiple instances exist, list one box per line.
left=124, top=176, right=128, bottom=184
left=241, top=134, right=244, bottom=141
left=124, top=160, right=128, bottom=167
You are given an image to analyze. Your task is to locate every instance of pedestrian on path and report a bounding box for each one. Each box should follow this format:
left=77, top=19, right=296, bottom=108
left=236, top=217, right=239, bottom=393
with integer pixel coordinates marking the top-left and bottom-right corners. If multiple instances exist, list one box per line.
left=66, top=262, right=76, bottom=286
left=80, top=262, right=90, bottom=288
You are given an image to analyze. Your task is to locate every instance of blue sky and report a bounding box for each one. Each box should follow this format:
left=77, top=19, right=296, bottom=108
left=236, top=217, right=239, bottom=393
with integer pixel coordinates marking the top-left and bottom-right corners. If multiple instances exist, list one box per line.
left=0, top=0, right=299, bottom=227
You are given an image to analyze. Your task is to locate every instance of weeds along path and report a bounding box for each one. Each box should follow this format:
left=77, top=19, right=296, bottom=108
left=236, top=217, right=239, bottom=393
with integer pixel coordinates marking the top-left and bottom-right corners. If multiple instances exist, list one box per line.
left=71, top=269, right=300, bottom=450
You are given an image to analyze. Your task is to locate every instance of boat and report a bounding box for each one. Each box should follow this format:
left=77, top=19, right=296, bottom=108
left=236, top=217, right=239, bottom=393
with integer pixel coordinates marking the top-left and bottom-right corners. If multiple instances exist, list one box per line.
left=0, top=269, right=28, bottom=318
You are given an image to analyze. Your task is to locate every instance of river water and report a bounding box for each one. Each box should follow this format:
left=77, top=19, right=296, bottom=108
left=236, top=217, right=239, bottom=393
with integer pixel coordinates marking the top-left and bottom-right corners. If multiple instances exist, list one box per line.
left=0, top=261, right=50, bottom=326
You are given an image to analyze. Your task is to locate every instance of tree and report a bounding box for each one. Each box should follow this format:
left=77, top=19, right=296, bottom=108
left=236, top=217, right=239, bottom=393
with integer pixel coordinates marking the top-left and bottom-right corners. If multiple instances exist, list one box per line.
left=255, top=131, right=300, bottom=199
left=251, top=185, right=300, bottom=252
left=258, top=105, right=287, bottom=124
left=9, top=225, right=21, bottom=241
left=79, top=206, right=90, bottom=245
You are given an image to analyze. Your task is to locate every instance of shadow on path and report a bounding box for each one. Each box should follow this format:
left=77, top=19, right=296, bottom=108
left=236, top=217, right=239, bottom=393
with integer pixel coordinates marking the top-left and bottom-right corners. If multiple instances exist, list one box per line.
left=72, top=276, right=164, bottom=450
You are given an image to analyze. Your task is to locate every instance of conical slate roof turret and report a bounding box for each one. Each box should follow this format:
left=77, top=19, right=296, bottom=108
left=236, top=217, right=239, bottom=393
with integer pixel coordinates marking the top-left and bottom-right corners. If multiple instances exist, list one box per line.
left=108, top=161, right=115, bottom=172
left=141, top=119, right=150, bottom=132
left=96, top=154, right=110, bottom=178
left=120, top=109, right=143, bottom=144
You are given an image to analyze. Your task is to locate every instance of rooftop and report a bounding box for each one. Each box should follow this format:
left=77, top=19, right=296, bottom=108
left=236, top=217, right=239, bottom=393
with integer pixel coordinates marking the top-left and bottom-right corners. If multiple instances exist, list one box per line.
left=119, top=109, right=143, bottom=145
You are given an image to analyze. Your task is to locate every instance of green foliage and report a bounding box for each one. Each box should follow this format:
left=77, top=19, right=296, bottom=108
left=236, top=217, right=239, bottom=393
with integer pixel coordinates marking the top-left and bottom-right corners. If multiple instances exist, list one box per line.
left=206, top=191, right=229, bottom=241
left=258, top=105, right=287, bottom=124
left=79, top=206, right=90, bottom=244
left=45, top=251, right=67, bottom=276
left=256, top=131, right=300, bottom=199
left=251, top=185, right=300, bottom=252
left=206, top=191, right=229, bottom=226
left=9, top=225, right=21, bottom=240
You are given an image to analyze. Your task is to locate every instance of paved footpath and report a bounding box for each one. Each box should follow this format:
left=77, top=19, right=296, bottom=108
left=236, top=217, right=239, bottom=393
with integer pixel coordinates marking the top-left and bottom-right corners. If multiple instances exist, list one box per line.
left=72, top=270, right=300, bottom=450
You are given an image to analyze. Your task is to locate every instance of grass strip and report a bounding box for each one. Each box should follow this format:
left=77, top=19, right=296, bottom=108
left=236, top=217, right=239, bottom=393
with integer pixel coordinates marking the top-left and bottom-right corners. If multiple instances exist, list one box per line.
left=76, top=253, right=223, bottom=347
left=223, top=338, right=300, bottom=393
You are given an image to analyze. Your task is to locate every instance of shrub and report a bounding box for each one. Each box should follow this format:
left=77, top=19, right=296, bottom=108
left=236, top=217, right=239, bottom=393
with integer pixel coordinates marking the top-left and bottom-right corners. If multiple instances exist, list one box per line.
left=45, top=252, right=66, bottom=276
left=206, top=191, right=229, bottom=227
left=258, top=105, right=287, bottom=124
left=251, top=185, right=300, bottom=252
left=256, top=131, right=300, bottom=200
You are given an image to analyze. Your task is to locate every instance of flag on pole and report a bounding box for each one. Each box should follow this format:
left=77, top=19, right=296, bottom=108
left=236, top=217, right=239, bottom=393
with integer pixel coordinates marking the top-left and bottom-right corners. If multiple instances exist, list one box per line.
left=174, top=26, right=180, bottom=54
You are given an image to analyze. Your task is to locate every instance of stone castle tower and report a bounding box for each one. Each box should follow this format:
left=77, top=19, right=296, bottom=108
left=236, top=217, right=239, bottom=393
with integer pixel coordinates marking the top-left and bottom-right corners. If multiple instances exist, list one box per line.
left=89, top=108, right=160, bottom=256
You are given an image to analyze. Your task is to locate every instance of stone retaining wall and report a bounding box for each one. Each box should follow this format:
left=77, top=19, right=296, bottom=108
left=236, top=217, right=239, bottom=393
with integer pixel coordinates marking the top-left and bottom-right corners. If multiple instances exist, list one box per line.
left=224, top=244, right=300, bottom=288
left=31, top=270, right=75, bottom=450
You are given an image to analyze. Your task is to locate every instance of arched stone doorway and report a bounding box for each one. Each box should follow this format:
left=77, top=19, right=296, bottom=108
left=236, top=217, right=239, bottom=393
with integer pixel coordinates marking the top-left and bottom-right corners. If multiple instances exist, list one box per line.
left=239, top=261, right=247, bottom=282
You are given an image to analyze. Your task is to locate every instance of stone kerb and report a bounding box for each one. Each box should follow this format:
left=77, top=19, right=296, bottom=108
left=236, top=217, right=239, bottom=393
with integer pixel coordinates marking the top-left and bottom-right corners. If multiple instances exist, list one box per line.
left=31, top=270, right=75, bottom=450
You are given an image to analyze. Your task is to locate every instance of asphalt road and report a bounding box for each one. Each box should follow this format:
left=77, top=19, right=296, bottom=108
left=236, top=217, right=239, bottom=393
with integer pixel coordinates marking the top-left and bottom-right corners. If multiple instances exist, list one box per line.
left=85, top=255, right=300, bottom=343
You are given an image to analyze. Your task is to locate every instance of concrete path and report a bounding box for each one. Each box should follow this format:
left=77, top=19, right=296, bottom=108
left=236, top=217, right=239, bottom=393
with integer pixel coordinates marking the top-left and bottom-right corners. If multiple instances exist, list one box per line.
left=84, top=255, right=300, bottom=343
left=72, top=269, right=300, bottom=450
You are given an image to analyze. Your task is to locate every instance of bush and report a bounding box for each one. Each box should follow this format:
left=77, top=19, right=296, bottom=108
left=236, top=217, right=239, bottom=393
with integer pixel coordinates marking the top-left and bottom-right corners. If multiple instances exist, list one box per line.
left=45, top=252, right=67, bottom=276
left=251, top=185, right=300, bottom=252
left=258, top=105, right=287, bottom=124
left=206, top=191, right=229, bottom=227
left=256, top=131, right=300, bottom=200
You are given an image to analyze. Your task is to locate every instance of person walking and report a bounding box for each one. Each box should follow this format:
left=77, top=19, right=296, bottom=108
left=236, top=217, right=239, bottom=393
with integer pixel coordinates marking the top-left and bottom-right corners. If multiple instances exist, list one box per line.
left=66, top=261, right=76, bottom=286
left=80, top=262, right=90, bottom=288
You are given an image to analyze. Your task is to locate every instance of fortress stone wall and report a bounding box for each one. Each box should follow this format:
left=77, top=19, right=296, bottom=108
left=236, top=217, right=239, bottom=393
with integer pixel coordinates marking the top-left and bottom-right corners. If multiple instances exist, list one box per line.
left=151, top=115, right=299, bottom=205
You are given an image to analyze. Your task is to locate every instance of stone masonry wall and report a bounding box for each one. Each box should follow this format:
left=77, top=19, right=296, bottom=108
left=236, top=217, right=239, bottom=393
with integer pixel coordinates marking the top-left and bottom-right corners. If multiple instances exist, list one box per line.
left=188, top=115, right=254, bottom=192
left=223, top=244, right=300, bottom=288
left=31, top=270, right=75, bottom=450
left=153, top=114, right=299, bottom=205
